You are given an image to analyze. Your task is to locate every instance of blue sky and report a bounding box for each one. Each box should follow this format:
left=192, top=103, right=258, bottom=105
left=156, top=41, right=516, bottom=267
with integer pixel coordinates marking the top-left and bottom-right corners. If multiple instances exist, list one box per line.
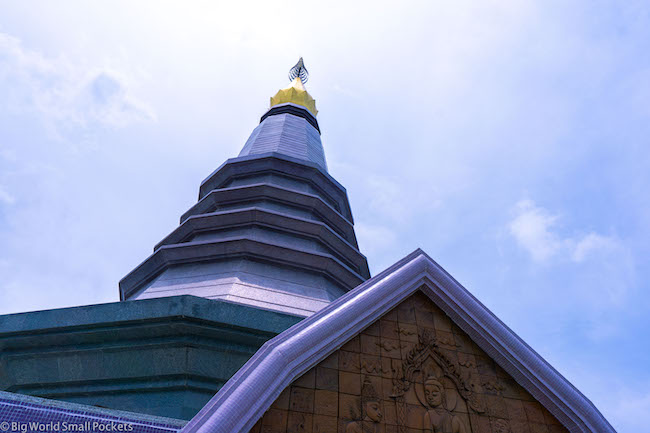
left=0, top=1, right=648, bottom=431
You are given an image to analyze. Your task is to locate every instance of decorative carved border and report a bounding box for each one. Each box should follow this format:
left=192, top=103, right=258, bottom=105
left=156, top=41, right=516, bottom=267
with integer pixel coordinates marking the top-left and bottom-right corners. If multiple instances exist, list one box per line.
left=391, top=329, right=485, bottom=408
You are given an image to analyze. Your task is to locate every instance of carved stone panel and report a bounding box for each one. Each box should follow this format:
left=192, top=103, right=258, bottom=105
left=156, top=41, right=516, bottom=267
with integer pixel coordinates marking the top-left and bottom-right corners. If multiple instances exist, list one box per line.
left=251, top=290, right=569, bottom=433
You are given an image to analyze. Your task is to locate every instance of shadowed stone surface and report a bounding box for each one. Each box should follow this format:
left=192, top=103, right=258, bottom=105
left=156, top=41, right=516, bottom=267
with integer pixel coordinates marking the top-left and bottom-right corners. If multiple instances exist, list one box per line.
left=0, top=296, right=301, bottom=420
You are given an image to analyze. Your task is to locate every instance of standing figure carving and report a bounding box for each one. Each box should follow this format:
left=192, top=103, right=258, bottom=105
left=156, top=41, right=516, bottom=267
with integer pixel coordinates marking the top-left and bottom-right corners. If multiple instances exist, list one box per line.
left=346, top=377, right=383, bottom=433
left=422, top=377, right=468, bottom=433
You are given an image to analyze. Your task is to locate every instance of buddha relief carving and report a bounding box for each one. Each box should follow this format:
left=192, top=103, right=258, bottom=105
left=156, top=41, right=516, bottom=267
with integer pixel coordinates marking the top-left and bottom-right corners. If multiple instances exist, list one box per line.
left=345, top=376, right=383, bottom=433
left=390, top=329, right=482, bottom=432
left=422, top=376, right=468, bottom=433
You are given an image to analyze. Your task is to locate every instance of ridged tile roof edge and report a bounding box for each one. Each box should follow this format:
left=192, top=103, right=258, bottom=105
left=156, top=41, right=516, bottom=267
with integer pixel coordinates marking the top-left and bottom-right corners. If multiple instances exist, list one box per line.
left=0, top=390, right=187, bottom=429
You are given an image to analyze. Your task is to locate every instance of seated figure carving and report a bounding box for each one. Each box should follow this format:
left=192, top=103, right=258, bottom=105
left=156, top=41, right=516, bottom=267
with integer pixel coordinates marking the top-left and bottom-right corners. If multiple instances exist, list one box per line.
left=423, top=377, right=468, bottom=433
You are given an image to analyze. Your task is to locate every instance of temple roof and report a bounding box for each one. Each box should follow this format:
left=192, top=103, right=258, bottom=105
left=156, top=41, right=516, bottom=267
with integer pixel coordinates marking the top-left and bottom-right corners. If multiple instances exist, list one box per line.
left=179, top=250, right=615, bottom=433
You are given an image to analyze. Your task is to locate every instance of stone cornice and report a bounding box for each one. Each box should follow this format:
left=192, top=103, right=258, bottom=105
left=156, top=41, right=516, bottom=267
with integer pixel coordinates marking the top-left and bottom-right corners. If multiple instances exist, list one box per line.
left=0, top=295, right=299, bottom=337
left=181, top=183, right=357, bottom=246
left=155, top=207, right=369, bottom=278
left=119, top=238, right=366, bottom=301
left=198, top=153, right=353, bottom=222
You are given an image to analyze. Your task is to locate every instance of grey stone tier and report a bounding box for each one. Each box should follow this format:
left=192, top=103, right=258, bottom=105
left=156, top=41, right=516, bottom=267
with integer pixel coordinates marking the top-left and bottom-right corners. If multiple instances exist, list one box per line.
left=0, top=296, right=301, bottom=420
left=198, top=151, right=354, bottom=223
left=238, top=103, right=327, bottom=171
left=157, top=208, right=368, bottom=275
left=180, top=183, right=358, bottom=246
left=120, top=105, right=369, bottom=316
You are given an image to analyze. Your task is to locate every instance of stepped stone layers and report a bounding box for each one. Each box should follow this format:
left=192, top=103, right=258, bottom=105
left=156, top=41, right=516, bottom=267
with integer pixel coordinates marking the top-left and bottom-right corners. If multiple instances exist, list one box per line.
left=0, top=296, right=301, bottom=420
left=120, top=103, right=370, bottom=316
left=239, top=104, right=326, bottom=169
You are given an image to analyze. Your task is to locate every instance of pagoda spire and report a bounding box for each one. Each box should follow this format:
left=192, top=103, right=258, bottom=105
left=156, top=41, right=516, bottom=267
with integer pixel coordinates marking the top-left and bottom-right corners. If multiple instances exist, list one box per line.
left=120, top=60, right=369, bottom=317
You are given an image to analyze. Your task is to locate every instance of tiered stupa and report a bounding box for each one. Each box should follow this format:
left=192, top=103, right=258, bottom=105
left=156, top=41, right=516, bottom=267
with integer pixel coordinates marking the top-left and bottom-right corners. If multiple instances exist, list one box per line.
left=120, top=58, right=370, bottom=316
left=0, top=60, right=615, bottom=433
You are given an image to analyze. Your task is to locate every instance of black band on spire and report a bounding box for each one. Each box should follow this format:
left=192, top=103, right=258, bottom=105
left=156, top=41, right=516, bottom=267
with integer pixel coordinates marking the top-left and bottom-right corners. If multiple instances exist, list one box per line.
left=261, top=104, right=320, bottom=133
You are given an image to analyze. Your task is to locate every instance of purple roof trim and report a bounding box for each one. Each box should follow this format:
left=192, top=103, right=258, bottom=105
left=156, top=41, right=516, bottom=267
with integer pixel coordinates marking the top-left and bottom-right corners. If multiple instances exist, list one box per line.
left=180, top=249, right=615, bottom=433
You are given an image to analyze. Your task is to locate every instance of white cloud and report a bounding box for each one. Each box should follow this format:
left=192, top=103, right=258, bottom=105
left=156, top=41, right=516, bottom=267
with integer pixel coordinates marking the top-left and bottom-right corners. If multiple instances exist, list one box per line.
left=355, top=223, right=398, bottom=256
left=0, top=32, right=155, bottom=132
left=0, top=185, right=15, bottom=205
left=508, top=199, right=636, bottom=311
left=509, top=199, right=626, bottom=264
left=0, top=148, right=17, bottom=162
left=77, top=71, right=156, bottom=127
left=359, top=174, right=443, bottom=224
left=365, top=175, right=405, bottom=222
left=508, top=199, right=562, bottom=262
left=572, top=232, right=621, bottom=263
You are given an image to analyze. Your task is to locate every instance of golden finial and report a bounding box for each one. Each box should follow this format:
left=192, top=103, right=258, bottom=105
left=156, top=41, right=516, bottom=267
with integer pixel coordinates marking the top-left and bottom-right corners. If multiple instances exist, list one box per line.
left=270, top=58, right=318, bottom=116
